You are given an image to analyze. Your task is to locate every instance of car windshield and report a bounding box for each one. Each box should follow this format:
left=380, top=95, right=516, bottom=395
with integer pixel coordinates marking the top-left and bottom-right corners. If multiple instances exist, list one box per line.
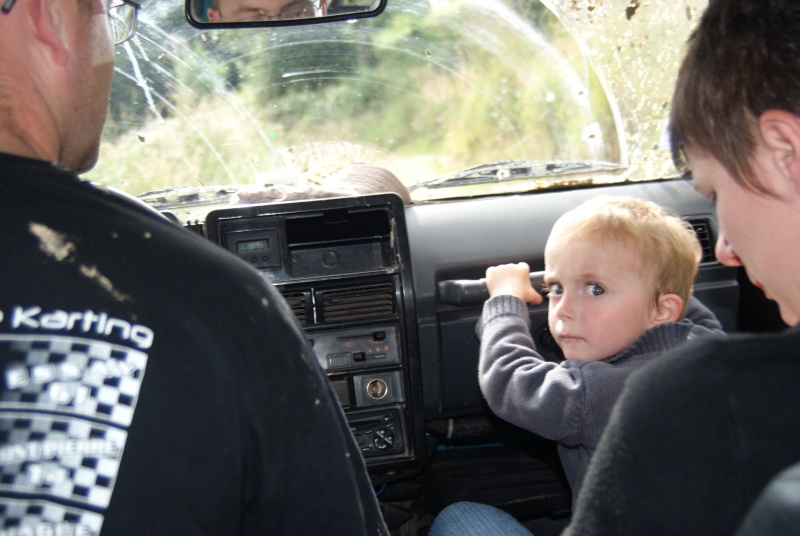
left=85, top=0, right=704, bottom=221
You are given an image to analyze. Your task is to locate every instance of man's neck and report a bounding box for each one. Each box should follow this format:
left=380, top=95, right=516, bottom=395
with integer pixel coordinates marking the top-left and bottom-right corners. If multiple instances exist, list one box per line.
left=0, top=141, right=50, bottom=164
left=0, top=86, right=63, bottom=165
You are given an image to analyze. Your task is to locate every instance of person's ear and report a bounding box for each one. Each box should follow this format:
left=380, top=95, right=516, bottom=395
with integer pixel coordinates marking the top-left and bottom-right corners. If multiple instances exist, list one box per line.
left=32, top=0, right=71, bottom=66
left=651, top=293, right=683, bottom=325
left=759, top=110, right=800, bottom=191
left=207, top=6, right=221, bottom=22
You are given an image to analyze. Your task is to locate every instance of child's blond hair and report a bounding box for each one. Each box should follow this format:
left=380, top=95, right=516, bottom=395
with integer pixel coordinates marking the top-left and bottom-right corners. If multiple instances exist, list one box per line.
left=547, top=196, right=702, bottom=318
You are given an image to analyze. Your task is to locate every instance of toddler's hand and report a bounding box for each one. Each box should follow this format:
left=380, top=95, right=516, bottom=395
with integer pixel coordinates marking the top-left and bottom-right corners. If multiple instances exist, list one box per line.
left=485, top=262, right=544, bottom=305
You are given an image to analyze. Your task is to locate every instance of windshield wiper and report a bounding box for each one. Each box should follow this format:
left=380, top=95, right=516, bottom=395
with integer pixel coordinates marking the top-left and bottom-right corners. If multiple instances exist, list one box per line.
left=412, top=160, right=620, bottom=190
left=137, top=186, right=240, bottom=209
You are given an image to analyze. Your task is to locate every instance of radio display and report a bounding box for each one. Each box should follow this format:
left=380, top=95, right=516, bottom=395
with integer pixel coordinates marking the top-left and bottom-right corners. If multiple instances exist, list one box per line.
left=236, top=238, right=270, bottom=253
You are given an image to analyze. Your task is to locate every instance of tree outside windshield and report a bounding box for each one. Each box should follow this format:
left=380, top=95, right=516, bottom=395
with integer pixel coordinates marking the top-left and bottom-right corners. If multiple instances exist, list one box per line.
left=85, top=0, right=700, bottom=217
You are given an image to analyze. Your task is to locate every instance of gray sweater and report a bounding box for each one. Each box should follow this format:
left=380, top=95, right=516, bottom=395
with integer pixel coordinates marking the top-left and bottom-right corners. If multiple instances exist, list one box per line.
left=476, top=295, right=724, bottom=498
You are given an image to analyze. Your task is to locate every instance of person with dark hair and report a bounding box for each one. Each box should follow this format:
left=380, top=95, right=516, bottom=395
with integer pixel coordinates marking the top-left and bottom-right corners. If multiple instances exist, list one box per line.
left=207, top=0, right=325, bottom=22
left=430, top=1, right=800, bottom=534
left=0, top=1, right=386, bottom=534
left=563, top=2, right=800, bottom=532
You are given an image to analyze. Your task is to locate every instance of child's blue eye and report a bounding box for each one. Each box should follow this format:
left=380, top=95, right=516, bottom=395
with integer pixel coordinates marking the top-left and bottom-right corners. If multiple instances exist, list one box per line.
left=547, top=283, right=563, bottom=296
left=587, top=283, right=604, bottom=296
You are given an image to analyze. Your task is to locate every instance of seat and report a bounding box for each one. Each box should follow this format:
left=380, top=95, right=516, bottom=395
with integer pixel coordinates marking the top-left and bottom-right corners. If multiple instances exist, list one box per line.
left=734, top=460, right=800, bottom=536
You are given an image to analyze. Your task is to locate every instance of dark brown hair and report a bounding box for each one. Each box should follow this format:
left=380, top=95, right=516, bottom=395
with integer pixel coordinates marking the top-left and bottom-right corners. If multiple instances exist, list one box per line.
left=670, top=0, right=800, bottom=191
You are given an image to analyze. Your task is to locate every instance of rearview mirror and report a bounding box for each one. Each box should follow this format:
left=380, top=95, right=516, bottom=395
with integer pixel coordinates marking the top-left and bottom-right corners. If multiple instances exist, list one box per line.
left=186, top=0, right=386, bottom=26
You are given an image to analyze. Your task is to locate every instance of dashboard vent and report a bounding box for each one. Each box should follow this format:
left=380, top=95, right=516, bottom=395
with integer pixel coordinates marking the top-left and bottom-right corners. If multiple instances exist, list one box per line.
left=316, top=283, right=396, bottom=323
left=686, top=218, right=715, bottom=263
left=282, top=290, right=312, bottom=326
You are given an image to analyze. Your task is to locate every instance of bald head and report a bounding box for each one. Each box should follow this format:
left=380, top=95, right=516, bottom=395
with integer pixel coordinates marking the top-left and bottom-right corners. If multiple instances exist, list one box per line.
left=0, top=0, right=116, bottom=172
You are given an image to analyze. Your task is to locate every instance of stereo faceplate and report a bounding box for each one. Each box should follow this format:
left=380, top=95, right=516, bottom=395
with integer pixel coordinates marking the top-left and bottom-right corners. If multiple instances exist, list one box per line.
left=205, top=194, right=424, bottom=483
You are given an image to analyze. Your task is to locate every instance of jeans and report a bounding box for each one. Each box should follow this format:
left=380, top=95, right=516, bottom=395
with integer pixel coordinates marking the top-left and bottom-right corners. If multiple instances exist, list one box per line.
left=428, top=502, right=535, bottom=536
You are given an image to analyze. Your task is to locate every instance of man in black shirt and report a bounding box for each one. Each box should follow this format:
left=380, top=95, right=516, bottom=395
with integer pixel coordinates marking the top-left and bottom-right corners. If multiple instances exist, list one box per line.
left=0, top=1, right=387, bottom=534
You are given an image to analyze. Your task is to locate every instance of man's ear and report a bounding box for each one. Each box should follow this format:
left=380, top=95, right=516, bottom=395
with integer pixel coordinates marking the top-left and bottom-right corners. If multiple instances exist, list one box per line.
left=32, top=0, right=71, bottom=66
left=207, top=7, right=221, bottom=22
left=651, top=293, right=683, bottom=325
left=759, top=110, right=800, bottom=191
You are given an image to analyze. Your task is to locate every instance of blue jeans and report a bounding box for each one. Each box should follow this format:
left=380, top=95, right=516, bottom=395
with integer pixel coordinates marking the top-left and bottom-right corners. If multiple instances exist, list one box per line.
left=428, top=502, right=535, bottom=536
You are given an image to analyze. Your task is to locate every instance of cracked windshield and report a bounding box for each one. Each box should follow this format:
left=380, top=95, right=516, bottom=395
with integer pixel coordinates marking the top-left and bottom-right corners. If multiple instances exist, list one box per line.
left=86, top=0, right=704, bottom=222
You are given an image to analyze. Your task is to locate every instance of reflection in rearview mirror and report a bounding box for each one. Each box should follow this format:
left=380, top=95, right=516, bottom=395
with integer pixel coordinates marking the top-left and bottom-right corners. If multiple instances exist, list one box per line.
left=187, top=0, right=385, bottom=25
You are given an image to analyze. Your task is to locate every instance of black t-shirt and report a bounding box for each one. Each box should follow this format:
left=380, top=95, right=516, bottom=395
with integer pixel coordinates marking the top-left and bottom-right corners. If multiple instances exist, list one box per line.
left=565, top=325, right=800, bottom=536
left=0, top=153, right=388, bottom=535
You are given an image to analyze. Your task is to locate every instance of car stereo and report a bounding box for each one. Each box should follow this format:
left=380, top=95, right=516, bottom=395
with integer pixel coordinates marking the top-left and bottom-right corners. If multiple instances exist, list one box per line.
left=205, top=193, right=424, bottom=484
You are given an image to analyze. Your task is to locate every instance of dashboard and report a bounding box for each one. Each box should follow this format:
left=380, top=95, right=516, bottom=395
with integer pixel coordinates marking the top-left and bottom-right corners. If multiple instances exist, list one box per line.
left=201, top=178, right=752, bottom=497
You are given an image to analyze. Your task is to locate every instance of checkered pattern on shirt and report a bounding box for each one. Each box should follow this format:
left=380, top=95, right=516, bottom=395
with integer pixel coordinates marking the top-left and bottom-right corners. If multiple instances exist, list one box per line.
left=0, top=334, right=149, bottom=532
left=0, top=496, right=104, bottom=534
left=0, top=413, right=125, bottom=508
left=0, top=335, right=147, bottom=426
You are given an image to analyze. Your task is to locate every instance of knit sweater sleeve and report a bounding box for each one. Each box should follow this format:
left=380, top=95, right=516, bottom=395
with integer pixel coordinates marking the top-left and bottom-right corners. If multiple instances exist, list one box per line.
left=476, top=294, right=586, bottom=443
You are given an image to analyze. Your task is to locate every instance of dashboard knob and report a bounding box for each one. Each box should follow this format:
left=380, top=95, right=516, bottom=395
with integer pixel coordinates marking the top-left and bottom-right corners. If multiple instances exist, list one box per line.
left=373, top=428, right=395, bottom=450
